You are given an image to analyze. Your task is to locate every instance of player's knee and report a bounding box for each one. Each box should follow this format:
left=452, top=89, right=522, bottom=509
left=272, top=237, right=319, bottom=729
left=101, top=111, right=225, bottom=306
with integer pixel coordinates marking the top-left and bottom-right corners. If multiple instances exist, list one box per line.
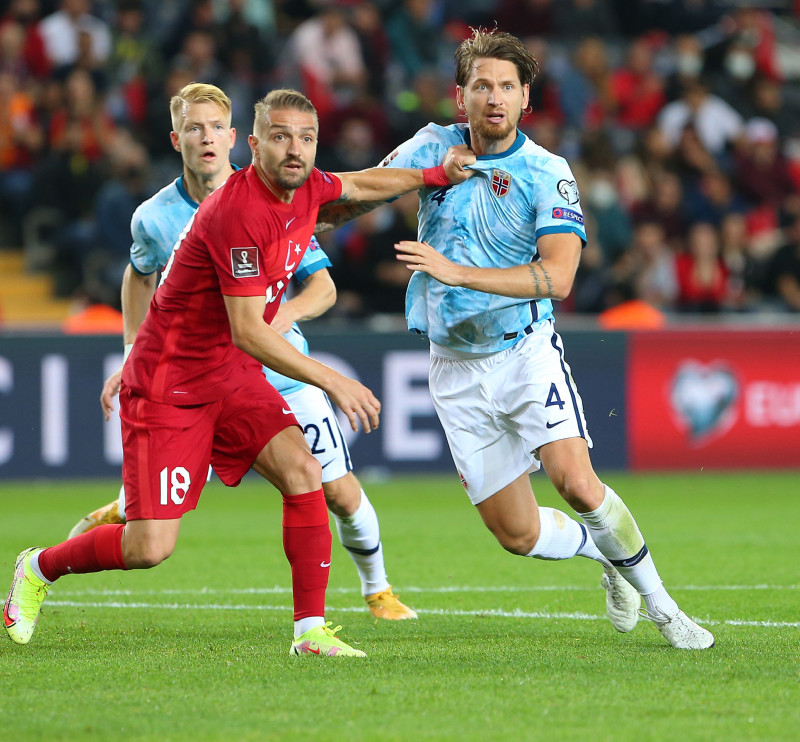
left=280, top=450, right=322, bottom=494
left=123, top=538, right=174, bottom=569
left=555, top=475, right=600, bottom=511
left=322, top=474, right=360, bottom=517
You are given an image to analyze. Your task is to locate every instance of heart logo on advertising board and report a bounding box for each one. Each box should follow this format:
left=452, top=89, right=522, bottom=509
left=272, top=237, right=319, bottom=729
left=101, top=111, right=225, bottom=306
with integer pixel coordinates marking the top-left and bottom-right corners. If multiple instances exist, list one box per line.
left=669, top=361, right=739, bottom=444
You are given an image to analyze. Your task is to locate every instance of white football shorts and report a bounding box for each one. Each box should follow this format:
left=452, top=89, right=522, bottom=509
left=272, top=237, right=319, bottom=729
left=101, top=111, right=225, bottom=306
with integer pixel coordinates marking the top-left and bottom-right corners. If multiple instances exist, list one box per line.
left=429, top=321, right=592, bottom=505
left=282, top=384, right=353, bottom=483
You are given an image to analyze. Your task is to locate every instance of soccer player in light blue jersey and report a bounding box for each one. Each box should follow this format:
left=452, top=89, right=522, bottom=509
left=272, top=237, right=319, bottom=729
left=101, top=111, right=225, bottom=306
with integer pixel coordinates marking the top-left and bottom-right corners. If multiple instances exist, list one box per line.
left=77, top=82, right=416, bottom=621
left=387, top=29, right=713, bottom=649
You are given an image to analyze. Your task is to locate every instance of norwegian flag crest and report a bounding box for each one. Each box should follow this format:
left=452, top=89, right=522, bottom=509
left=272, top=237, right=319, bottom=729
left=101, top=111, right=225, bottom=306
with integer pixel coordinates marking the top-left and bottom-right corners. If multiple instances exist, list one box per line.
left=490, top=169, right=512, bottom=197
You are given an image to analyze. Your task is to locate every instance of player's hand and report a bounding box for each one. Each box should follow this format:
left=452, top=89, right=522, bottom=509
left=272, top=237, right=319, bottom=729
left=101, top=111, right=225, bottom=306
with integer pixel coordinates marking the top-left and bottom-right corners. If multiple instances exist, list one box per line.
left=325, top=375, right=381, bottom=434
left=270, top=304, right=295, bottom=335
left=395, top=240, right=465, bottom=286
left=442, top=144, right=476, bottom=184
left=100, top=368, right=123, bottom=421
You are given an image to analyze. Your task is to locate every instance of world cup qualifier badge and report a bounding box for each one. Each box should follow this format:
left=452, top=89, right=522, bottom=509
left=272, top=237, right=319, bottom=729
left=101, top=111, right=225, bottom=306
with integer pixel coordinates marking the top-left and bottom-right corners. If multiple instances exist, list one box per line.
left=490, top=169, right=512, bottom=197
left=231, top=247, right=259, bottom=278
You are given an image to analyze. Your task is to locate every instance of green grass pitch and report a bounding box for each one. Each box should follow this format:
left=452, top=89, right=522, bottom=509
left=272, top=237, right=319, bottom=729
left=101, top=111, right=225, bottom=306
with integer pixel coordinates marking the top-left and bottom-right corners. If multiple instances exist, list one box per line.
left=0, top=471, right=797, bottom=741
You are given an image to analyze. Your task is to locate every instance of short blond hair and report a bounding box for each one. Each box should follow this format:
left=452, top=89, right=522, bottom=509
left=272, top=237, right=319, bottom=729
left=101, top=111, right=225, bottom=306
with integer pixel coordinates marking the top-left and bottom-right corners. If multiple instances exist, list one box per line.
left=170, top=82, right=232, bottom=131
left=253, top=88, right=317, bottom=137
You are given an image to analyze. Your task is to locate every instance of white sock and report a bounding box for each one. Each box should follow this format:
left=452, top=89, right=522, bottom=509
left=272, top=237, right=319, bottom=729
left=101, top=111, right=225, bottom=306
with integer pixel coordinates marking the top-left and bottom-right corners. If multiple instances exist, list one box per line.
left=332, top=490, right=390, bottom=596
left=580, top=485, right=667, bottom=597
left=527, top=507, right=610, bottom=565
left=118, top=484, right=127, bottom=521
left=294, top=616, right=325, bottom=638
left=29, top=550, right=53, bottom=585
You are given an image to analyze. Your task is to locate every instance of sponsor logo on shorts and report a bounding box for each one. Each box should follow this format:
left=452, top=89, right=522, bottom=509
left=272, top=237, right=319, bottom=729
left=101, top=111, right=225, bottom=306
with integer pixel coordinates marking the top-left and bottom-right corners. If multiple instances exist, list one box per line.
left=320, top=561, right=331, bottom=568
left=231, top=248, right=259, bottom=278
left=552, top=207, right=584, bottom=225
left=458, top=471, right=468, bottom=490
left=546, top=419, right=568, bottom=429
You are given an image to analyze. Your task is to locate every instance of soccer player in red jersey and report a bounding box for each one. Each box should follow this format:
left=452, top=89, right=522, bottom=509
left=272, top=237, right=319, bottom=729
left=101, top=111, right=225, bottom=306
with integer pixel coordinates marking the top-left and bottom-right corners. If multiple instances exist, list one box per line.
left=4, top=88, right=475, bottom=657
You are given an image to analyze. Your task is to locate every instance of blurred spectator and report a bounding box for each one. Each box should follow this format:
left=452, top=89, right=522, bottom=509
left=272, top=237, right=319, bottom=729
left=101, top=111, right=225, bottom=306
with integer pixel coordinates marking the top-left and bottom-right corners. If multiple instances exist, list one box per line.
left=747, top=74, right=796, bottom=140
left=670, top=122, right=721, bottom=188
left=34, top=68, right=114, bottom=296
left=664, top=34, right=706, bottom=102
left=686, top=169, right=748, bottom=227
left=390, top=68, right=454, bottom=144
left=553, top=0, right=619, bottom=42
left=630, top=220, right=678, bottom=311
left=0, top=0, right=50, bottom=79
left=611, top=35, right=666, bottom=131
left=85, top=134, right=151, bottom=305
left=657, top=77, right=744, bottom=157
left=763, top=217, right=800, bottom=311
left=316, top=114, right=381, bottom=173
left=47, top=67, right=114, bottom=162
left=558, top=36, right=614, bottom=131
left=521, top=38, right=563, bottom=129
left=632, top=170, right=688, bottom=250
left=350, top=1, right=390, bottom=99
left=0, top=69, right=44, bottom=242
left=495, top=0, right=555, bottom=38
left=39, top=0, right=111, bottom=73
left=215, top=0, right=274, bottom=77
left=733, top=117, right=799, bottom=216
left=385, top=0, right=442, bottom=86
left=285, top=3, right=367, bottom=125
left=583, top=169, right=632, bottom=263
left=675, top=222, right=731, bottom=313
left=106, top=0, right=163, bottom=130
left=719, top=211, right=762, bottom=311
left=170, top=29, right=223, bottom=85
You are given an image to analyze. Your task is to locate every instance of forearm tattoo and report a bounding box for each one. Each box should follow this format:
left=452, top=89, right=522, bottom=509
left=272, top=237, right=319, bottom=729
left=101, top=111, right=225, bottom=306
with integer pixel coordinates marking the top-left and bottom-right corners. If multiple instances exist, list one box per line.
left=315, top=200, right=383, bottom=233
left=528, top=263, right=555, bottom=297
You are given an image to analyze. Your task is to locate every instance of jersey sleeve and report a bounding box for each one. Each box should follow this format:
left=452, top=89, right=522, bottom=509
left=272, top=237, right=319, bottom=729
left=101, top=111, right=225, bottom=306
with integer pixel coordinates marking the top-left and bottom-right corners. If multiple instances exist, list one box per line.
left=312, top=168, right=343, bottom=205
left=130, top=207, right=165, bottom=275
left=378, top=123, right=449, bottom=171
left=294, top=236, right=331, bottom=283
left=533, top=156, right=587, bottom=245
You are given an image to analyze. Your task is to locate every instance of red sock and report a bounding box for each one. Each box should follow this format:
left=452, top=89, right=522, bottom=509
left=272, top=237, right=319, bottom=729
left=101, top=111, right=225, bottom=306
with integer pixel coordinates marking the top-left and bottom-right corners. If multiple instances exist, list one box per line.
left=282, top=489, right=331, bottom=621
left=37, top=524, right=128, bottom=582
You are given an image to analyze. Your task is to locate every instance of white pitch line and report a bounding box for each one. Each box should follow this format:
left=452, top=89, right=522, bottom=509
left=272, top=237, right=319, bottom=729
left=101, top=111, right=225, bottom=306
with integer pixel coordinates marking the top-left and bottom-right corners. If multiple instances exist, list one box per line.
left=45, top=600, right=800, bottom=629
left=51, top=583, right=800, bottom=598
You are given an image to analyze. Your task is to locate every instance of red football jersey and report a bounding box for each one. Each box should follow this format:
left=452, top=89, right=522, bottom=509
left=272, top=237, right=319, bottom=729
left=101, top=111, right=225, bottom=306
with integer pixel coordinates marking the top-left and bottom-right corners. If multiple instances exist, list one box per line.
left=123, top=165, right=342, bottom=404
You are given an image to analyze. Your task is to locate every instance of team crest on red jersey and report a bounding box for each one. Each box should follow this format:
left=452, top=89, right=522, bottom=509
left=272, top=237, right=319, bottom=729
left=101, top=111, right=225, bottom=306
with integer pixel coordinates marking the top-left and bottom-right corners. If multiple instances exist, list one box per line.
left=490, top=169, right=512, bottom=198
left=230, top=248, right=259, bottom=278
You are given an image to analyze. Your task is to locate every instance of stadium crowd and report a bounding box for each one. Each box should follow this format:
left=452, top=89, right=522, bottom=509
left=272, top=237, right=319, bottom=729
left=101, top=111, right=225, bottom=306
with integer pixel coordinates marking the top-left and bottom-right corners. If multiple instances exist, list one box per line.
left=2, top=0, right=800, bottom=319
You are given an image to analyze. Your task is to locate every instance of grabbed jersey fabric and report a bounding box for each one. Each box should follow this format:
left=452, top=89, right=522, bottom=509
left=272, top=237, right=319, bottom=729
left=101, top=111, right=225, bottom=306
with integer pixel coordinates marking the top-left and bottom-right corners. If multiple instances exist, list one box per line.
left=382, top=123, right=586, bottom=353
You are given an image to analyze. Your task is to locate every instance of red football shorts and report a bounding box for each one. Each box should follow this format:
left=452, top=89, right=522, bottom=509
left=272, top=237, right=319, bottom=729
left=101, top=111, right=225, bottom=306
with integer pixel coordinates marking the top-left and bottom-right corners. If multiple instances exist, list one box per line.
left=120, top=375, right=299, bottom=520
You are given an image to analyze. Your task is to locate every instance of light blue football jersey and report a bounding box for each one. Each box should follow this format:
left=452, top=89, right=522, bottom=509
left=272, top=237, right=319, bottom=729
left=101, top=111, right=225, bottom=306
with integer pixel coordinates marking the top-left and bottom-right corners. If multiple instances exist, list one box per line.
left=382, top=123, right=586, bottom=353
left=129, top=173, right=330, bottom=395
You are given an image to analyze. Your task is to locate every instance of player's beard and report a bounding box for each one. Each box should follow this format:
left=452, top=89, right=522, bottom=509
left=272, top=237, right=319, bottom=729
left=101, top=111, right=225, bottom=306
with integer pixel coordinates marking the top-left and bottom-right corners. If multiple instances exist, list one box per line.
left=273, top=157, right=312, bottom=191
left=471, top=109, right=522, bottom=142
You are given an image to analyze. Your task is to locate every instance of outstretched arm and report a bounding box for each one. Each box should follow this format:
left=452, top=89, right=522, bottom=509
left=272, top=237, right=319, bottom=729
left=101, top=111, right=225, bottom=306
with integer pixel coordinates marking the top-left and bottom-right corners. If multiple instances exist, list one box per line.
left=394, top=232, right=583, bottom=300
left=327, top=144, right=475, bottom=214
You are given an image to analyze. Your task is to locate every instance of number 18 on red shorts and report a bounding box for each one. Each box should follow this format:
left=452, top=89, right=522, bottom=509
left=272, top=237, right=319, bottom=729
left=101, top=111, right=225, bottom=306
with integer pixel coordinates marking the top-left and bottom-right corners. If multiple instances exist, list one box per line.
left=119, top=376, right=298, bottom=520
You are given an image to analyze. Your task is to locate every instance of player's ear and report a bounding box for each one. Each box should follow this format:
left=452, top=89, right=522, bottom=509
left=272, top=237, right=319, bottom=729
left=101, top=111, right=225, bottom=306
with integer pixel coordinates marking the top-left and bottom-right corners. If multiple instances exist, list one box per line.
left=455, top=86, right=466, bottom=114
left=248, top=134, right=258, bottom=161
left=170, top=131, right=180, bottom=152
